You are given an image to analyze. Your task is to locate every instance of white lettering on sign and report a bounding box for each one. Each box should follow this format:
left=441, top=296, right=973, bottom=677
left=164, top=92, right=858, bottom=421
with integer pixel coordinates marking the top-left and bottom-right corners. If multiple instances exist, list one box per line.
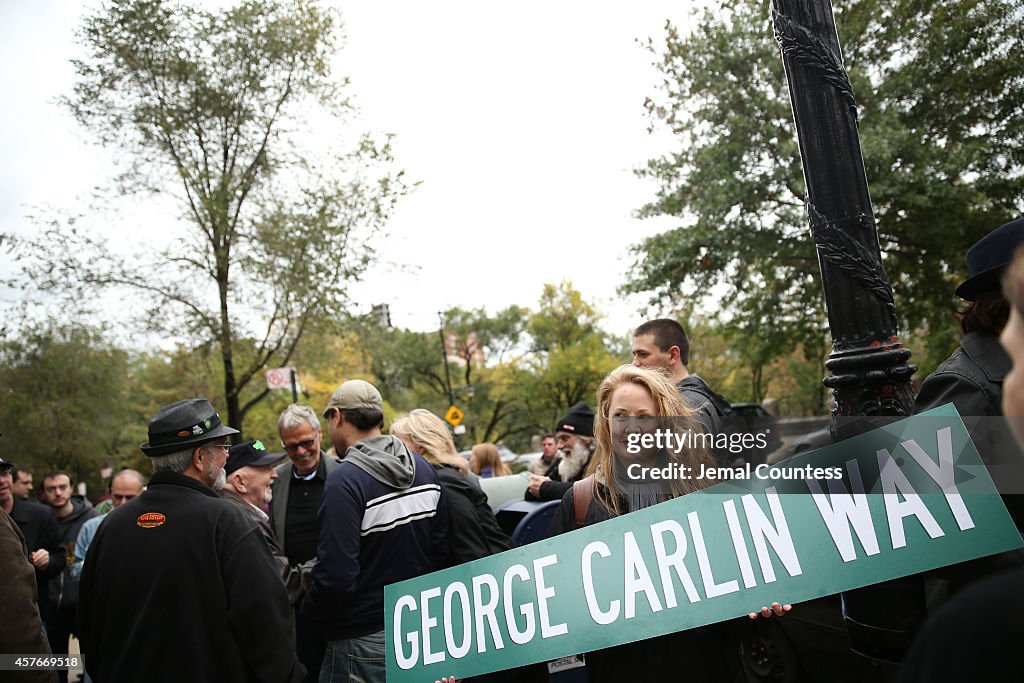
left=624, top=531, right=663, bottom=618
left=649, top=519, right=701, bottom=607
left=741, top=487, right=802, bottom=583
left=688, top=510, right=740, bottom=598
left=806, top=458, right=880, bottom=562
left=877, top=448, right=944, bottom=549
left=582, top=541, right=619, bottom=625
left=900, top=428, right=975, bottom=532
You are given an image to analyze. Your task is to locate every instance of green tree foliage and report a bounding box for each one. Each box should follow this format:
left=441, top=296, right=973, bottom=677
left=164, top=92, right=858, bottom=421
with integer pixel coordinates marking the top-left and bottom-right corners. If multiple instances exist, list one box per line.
left=6, top=0, right=409, bottom=437
left=344, top=283, right=620, bottom=452
left=625, top=0, right=1024, bottom=371
left=0, top=323, right=130, bottom=490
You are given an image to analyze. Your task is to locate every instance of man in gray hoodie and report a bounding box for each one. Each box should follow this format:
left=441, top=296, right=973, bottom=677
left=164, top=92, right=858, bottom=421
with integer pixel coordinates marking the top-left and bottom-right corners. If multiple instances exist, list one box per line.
left=303, top=380, right=449, bottom=683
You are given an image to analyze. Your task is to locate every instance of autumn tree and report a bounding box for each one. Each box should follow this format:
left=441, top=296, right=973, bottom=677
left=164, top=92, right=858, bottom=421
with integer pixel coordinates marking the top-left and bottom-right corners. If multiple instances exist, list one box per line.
left=6, top=0, right=409, bottom=437
left=625, top=0, right=1024, bottom=371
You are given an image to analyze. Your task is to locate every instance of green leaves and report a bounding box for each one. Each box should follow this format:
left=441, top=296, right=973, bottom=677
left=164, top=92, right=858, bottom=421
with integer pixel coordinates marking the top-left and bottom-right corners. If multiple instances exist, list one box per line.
left=11, top=0, right=411, bottom=436
left=626, top=0, right=1024, bottom=372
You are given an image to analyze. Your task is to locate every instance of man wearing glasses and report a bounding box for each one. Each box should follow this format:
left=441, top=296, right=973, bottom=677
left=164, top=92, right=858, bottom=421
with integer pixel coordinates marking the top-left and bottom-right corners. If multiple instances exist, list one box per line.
left=77, top=398, right=304, bottom=683
left=272, top=403, right=340, bottom=683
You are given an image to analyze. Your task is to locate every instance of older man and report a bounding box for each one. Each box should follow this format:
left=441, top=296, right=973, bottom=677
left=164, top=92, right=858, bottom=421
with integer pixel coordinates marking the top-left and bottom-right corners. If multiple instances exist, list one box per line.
left=72, top=469, right=146, bottom=578
left=271, top=403, right=339, bottom=682
left=77, top=398, right=304, bottom=683
left=304, top=380, right=448, bottom=683
left=526, top=402, right=596, bottom=501
left=221, top=439, right=307, bottom=605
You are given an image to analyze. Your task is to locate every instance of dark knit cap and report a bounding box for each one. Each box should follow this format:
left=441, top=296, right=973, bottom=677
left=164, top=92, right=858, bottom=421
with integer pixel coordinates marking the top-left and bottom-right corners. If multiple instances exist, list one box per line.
left=554, top=402, right=595, bottom=438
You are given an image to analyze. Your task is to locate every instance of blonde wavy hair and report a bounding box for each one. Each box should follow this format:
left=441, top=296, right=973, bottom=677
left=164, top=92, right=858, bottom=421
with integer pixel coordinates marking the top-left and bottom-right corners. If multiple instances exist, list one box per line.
left=586, top=364, right=716, bottom=517
left=390, top=409, right=469, bottom=475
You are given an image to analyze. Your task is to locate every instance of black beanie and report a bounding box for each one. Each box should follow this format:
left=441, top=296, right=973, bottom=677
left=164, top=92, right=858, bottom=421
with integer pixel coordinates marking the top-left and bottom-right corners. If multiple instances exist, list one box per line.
left=554, top=402, right=595, bottom=438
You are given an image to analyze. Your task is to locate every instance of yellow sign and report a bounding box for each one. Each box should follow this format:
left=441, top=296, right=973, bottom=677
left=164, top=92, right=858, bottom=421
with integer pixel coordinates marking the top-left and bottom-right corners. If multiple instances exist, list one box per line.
left=444, top=405, right=464, bottom=427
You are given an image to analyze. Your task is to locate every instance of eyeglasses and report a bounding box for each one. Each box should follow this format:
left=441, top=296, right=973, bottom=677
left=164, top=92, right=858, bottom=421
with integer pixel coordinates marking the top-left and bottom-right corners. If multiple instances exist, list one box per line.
left=282, top=437, right=318, bottom=454
left=205, top=443, right=231, bottom=454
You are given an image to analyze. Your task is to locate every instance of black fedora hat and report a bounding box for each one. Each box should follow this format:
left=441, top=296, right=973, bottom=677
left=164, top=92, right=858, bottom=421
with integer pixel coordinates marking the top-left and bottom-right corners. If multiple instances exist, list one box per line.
left=140, top=398, right=239, bottom=457
left=955, top=218, right=1024, bottom=301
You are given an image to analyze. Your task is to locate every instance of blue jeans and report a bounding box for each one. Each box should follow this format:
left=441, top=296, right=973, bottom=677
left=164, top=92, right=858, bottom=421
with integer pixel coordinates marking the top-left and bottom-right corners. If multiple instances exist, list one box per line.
left=319, top=630, right=386, bottom=683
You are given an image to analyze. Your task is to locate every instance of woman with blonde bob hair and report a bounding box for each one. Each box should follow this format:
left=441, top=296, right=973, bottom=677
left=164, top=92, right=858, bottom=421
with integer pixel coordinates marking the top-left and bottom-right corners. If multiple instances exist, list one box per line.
left=547, top=364, right=789, bottom=683
left=391, top=409, right=469, bottom=475
left=390, top=410, right=511, bottom=566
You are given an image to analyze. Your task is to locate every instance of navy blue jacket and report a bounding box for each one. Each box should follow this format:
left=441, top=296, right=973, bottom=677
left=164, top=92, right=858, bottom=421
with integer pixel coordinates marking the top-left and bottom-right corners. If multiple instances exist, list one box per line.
left=304, top=442, right=449, bottom=640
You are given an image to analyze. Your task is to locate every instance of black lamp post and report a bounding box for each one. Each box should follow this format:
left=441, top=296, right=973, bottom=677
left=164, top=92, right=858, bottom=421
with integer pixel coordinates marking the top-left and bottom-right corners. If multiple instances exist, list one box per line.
left=770, top=0, right=919, bottom=672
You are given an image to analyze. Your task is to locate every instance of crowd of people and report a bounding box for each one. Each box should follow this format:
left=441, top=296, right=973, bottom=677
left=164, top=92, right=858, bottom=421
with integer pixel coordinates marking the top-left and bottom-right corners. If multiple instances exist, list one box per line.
left=3, top=217, right=1024, bottom=683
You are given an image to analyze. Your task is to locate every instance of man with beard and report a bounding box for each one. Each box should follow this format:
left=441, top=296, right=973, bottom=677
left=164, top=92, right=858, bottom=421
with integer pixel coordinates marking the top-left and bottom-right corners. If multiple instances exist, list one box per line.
left=78, top=398, right=304, bottom=683
left=526, top=402, right=596, bottom=501
left=221, top=439, right=309, bottom=605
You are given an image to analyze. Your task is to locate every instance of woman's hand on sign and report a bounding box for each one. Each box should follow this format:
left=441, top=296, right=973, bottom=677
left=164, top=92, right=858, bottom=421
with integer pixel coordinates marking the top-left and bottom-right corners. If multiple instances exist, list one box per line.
left=435, top=677, right=460, bottom=683
left=748, top=602, right=792, bottom=619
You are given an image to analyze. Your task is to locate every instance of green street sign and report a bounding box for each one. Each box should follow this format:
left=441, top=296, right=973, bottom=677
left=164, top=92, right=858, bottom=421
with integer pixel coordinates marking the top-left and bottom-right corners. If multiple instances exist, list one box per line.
left=385, top=405, right=1023, bottom=681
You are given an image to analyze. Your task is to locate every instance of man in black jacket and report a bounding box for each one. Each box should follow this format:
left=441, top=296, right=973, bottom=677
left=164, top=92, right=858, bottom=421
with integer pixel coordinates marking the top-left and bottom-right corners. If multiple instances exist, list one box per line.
left=525, top=402, right=596, bottom=502
left=41, top=470, right=96, bottom=682
left=78, top=398, right=304, bottom=683
left=221, top=439, right=309, bottom=605
left=632, top=318, right=733, bottom=431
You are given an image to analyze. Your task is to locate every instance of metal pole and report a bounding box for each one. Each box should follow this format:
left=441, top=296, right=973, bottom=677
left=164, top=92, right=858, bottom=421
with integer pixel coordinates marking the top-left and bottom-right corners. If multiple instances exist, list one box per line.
left=770, top=0, right=915, bottom=429
left=438, top=313, right=456, bottom=407
left=770, top=0, right=918, bottom=671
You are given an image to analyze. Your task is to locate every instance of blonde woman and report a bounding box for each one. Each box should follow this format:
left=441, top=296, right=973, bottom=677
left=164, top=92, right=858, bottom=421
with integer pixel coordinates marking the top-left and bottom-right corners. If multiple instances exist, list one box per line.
left=468, top=443, right=511, bottom=478
left=391, top=410, right=512, bottom=565
left=548, top=365, right=789, bottom=682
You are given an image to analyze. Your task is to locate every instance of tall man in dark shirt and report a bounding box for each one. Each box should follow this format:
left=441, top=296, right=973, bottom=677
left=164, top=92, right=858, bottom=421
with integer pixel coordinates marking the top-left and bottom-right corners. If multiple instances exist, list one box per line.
left=41, top=470, right=97, bottom=683
left=271, top=403, right=339, bottom=683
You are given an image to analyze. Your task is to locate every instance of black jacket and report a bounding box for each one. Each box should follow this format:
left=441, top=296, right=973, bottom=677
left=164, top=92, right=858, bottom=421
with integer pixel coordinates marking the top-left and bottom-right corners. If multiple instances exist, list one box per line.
left=50, top=497, right=97, bottom=611
left=78, top=471, right=304, bottom=683
left=9, top=498, right=66, bottom=619
left=220, top=488, right=311, bottom=606
left=435, top=464, right=512, bottom=565
left=548, top=484, right=744, bottom=683
left=525, top=455, right=589, bottom=502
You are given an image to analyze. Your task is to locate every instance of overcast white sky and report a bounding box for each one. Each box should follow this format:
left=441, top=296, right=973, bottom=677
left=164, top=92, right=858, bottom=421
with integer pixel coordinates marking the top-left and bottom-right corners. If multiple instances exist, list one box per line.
left=0, top=1, right=703, bottom=339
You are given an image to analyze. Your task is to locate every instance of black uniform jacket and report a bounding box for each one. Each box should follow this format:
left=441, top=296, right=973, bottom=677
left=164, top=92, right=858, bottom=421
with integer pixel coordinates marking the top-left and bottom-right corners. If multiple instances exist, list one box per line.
left=77, top=471, right=304, bottom=683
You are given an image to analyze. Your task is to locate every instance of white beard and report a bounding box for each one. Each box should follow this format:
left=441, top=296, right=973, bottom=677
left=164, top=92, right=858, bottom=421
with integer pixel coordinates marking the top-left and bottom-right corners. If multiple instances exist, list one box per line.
left=557, top=439, right=591, bottom=481
left=212, top=468, right=227, bottom=491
